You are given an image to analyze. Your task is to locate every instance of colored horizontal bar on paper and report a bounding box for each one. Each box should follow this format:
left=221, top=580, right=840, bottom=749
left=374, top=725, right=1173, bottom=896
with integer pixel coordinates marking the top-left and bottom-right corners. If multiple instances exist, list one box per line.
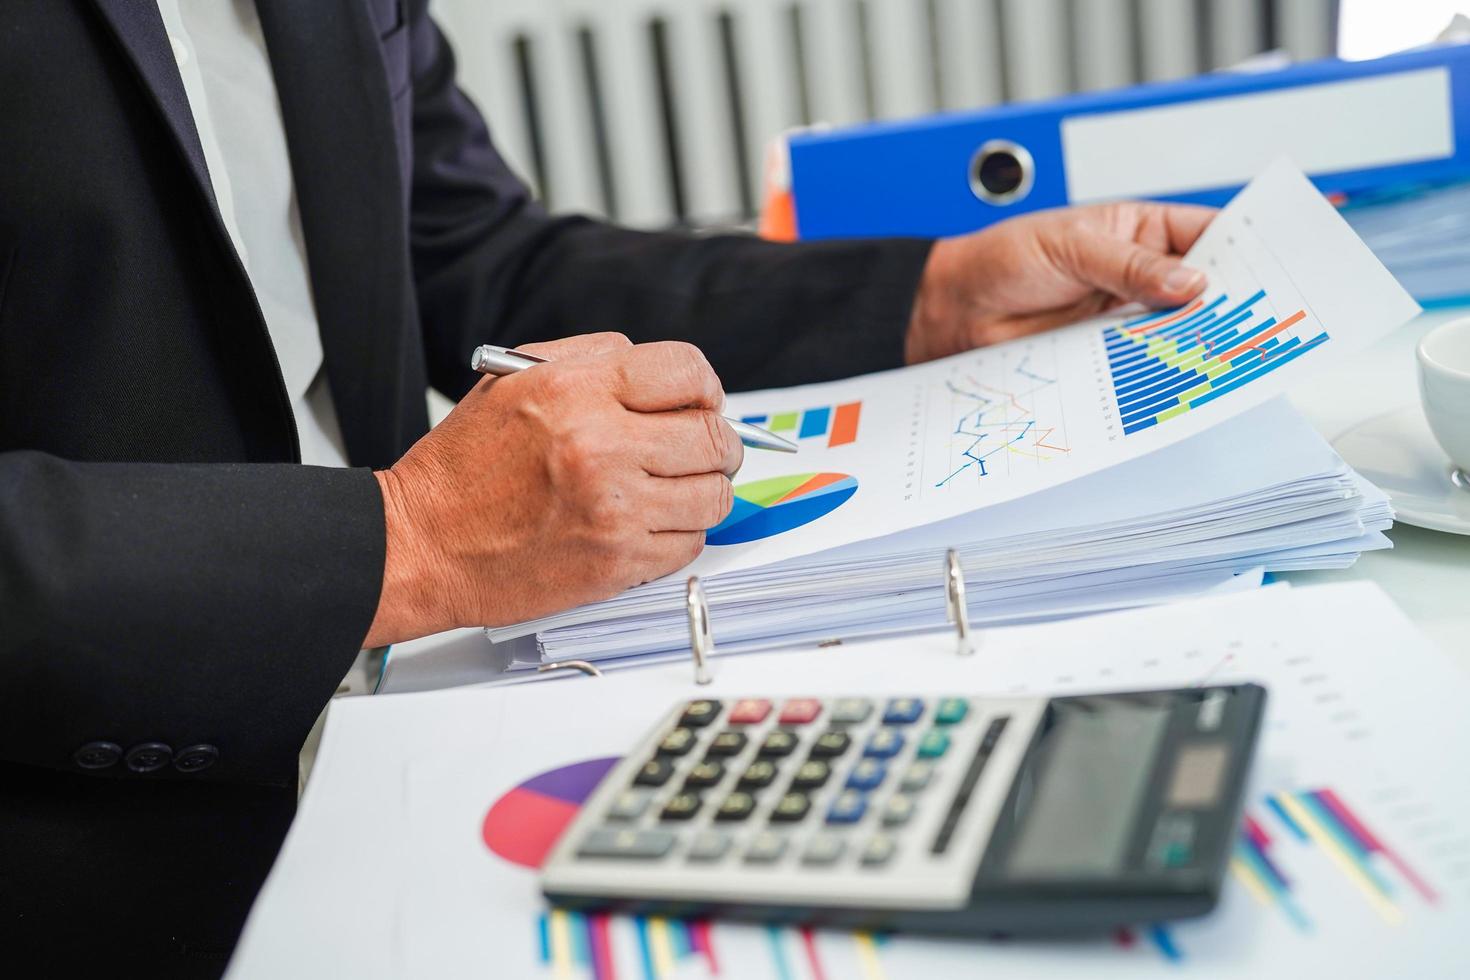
left=1314, top=789, right=1440, bottom=904
left=1125, top=298, right=1206, bottom=336
left=829, top=401, right=861, bottom=446
left=740, top=414, right=768, bottom=425
left=799, top=406, right=831, bottom=438
left=769, top=411, right=799, bottom=431
left=1220, top=310, right=1304, bottom=363
left=1189, top=333, right=1328, bottom=408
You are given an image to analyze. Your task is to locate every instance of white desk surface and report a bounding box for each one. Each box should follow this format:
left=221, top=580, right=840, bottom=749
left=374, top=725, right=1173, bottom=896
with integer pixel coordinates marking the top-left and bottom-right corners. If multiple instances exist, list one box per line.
left=381, top=308, right=1470, bottom=694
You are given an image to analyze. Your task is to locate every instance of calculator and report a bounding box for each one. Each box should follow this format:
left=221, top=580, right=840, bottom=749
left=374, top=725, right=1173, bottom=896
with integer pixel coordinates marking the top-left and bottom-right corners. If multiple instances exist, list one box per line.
left=542, top=685, right=1265, bottom=936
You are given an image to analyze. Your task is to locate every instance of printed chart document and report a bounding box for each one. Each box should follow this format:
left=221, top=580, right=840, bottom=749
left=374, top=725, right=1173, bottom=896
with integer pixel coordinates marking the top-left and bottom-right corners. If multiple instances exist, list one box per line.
left=225, top=583, right=1470, bottom=979
left=675, top=160, right=1419, bottom=579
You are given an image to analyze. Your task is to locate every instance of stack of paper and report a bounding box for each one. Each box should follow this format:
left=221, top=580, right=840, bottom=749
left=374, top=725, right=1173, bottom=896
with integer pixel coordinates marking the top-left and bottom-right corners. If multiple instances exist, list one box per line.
left=490, top=161, right=1419, bottom=673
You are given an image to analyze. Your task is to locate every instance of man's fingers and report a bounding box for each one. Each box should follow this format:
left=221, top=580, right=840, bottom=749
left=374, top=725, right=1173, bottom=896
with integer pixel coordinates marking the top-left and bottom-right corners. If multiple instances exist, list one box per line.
left=1069, top=229, right=1207, bottom=308
left=609, top=341, right=725, bottom=413
left=1157, top=203, right=1217, bottom=254
left=634, top=410, right=744, bottom=477
left=516, top=332, right=633, bottom=361
left=645, top=472, right=735, bottom=531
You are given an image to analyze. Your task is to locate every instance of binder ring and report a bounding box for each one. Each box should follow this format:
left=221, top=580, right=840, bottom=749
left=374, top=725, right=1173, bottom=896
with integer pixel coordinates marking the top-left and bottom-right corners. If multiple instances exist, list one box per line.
left=969, top=139, right=1035, bottom=207
left=686, top=576, right=715, bottom=685
left=944, top=549, right=976, bottom=657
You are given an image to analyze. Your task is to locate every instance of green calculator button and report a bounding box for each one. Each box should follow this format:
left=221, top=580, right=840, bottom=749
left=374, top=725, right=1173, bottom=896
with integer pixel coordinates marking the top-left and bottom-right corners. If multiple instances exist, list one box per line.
left=917, top=729, right=950, bottom=758
left=935, top=698, right=969, bottom=725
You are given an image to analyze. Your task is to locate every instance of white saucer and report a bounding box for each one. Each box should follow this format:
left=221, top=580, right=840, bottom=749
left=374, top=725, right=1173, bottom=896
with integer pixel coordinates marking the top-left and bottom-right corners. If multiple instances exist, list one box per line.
left=1333, top=406, right=1470, bottom=536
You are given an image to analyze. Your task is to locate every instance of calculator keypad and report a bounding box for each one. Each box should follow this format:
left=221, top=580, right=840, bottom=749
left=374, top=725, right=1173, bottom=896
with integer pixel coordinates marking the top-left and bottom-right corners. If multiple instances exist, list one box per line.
left=550, top=695, right=1043, bottom=911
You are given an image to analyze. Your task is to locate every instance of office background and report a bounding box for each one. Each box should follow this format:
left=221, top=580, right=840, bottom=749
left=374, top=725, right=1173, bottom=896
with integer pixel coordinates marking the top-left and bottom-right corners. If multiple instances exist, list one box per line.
left=431, top=0, right=1341, bottom=232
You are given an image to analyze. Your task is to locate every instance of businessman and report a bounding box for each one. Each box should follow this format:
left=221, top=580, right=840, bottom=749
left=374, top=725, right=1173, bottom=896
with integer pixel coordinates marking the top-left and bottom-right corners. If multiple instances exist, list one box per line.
left=0, top=1, right=1210, bottom=974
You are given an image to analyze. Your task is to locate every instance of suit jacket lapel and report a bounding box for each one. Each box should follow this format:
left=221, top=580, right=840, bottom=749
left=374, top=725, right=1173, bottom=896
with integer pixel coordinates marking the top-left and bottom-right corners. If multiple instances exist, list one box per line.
left=256, top=0, right=421, bottom=469
left=89, top=0, right=217, bottom=211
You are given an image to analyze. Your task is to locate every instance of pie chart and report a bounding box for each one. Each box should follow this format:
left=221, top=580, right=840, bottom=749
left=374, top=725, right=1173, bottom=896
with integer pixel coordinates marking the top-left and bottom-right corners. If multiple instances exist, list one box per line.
left=482, top=756, right=619, bottom=869
left=706, top=472, right=858, bottom=546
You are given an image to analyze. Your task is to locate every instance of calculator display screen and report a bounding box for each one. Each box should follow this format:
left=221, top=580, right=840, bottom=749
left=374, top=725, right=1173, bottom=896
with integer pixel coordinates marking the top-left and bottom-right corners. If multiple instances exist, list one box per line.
left=1003, top=698, right=1171, bottom=878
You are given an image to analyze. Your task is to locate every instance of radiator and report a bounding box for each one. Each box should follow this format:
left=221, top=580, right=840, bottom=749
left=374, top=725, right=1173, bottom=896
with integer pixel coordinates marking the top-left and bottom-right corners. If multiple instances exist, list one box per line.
left=430, top=0, right=1337, bottom=230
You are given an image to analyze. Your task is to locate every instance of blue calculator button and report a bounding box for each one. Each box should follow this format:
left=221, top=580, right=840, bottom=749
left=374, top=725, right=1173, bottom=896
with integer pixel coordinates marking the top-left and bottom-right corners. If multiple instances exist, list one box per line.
left=864, top=728, right=905, bottom=759
left=846, top=759, right=887, bottom=791
left=827, top=790, right=868, bottom=825
left=882, top=698, right=924, bottom=725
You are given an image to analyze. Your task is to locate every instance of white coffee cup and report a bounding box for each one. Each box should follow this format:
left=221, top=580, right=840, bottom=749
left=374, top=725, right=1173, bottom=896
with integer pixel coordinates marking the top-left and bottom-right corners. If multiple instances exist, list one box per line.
left=1417, top=316, right=1470, bottom=480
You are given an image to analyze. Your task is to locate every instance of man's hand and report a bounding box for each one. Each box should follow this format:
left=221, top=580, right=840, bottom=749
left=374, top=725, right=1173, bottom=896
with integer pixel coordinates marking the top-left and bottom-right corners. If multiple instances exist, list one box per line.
left=905, top=202, right=1215, bottom=363
left=363, top=334, right=742, bottom=646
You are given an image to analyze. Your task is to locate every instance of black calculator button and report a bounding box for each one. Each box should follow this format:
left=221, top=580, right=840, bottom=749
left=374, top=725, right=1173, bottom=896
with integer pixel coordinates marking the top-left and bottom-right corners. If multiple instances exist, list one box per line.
left=634, top=758, right=675, bottom=787
left=899, top=761, right=934, bottom=792
left=738, top=760, right=778, bottom=789
left=882, top=698, right=925, bottom=725
left=660, top=792, right=703, bottom=821
left=846, top=759, right=886, bottom=791
left=758, top=730, right=799, bottom=757
left=744, top=831, right=788, bottom=864
left=830, top=698, right=873, bottom=724
left=826, top=790, right=867, bottom=825
left=860, top=834, right=897, bottom=867
left=715, top=791, right=757, bottom=822
left=790, top=760, right=831, bottom=789
left=607, top=790, right=652, bottom=821
left=770, top=792, right=811, bottom=823
left=687, top=830, right=732, bottom=862
left=679, top=700, right=722, bottom=728
left=657, top=728, right=696, bottom=756
left=684, top=760, right=726, bottom=789
left=882, top=795, right=917, bottom=827
left=864, top=728, right=905, bottom=759
left=577, top=828, right=676, bottom=860
left=706, top=731, right=748, bottom=757
left=802, top=834, right=846, bottom=866
left=809, top=730, right=851, bottom=758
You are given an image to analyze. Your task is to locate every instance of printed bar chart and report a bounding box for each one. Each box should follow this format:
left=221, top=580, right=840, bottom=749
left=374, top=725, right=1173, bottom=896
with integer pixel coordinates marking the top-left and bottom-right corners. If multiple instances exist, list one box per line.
left=1229, top=786, right=1440, bottom=937
left=741, top=401, right=862, bottom=448
left=1105, top=291, right=1330, bottom=435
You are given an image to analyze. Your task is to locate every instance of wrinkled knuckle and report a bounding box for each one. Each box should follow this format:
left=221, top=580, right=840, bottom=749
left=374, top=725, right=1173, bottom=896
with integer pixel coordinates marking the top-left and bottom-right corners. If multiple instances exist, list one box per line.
left=599, top=331, right=633, bottom=348
left=699, top=411, right=728, bottom=469
left=717, top=476, right=735, bottom=523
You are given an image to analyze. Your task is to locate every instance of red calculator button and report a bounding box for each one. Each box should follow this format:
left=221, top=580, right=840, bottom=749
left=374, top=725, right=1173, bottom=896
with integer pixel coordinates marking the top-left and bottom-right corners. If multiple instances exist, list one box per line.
left=729, top=699, right=772, bottom=724
left=778, top=699, right=823, bottom=725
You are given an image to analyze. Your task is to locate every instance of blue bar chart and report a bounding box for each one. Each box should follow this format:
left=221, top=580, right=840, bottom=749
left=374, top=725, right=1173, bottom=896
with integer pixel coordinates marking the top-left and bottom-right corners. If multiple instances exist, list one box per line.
left=1104, top=290, right=1330, bottom=435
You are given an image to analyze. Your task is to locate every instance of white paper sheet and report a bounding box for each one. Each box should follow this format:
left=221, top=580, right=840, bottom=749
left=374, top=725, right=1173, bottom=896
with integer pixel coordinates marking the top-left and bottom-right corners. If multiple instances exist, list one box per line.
left=664, top=161, right=1418, bottom=581
left=228, top=583, right=1470, bottom=980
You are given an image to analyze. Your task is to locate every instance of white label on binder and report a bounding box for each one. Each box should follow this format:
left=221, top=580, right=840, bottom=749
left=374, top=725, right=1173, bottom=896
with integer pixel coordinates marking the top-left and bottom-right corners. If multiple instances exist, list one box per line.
left=1060, top=67, right=1454, bottom=202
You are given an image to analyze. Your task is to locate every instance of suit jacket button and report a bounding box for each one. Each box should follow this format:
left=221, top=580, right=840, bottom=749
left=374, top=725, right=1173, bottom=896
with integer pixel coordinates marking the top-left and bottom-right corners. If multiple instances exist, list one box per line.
left=173, top=744, right=219, bottom=773
left=73, top=741, right=123, bottom=770
left=124, top=742, right=173, bottom=773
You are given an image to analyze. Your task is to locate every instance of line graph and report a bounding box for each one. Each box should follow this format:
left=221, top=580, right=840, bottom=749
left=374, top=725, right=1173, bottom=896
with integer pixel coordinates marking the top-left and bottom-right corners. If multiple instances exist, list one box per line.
left=926, top=342, right=1073, bottom=492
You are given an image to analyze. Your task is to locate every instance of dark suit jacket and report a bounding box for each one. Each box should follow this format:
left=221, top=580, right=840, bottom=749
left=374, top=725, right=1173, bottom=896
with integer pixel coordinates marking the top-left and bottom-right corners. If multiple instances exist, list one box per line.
left=0, top=1, right=930, bottom=974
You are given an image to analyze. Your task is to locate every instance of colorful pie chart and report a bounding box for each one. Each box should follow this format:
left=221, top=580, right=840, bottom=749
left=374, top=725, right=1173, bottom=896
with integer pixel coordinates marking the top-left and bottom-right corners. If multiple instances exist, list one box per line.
left=482, top=756, right=619, bottom=869
left=706, top=472, right=858, bottom=546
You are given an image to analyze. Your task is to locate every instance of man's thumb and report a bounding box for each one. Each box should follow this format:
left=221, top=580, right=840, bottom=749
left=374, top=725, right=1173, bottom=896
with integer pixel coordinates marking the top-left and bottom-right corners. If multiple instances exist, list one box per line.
left=1071, top=231, right=1206, bottom=306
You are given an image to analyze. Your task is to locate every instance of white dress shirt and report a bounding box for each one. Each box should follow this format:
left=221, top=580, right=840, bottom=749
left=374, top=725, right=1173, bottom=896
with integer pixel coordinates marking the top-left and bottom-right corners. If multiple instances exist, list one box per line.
left=156, top=0, right=348, bottom=468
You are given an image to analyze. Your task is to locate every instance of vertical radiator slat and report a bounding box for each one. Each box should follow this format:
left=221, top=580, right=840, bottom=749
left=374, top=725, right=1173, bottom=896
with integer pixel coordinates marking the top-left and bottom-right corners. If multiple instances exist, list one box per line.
left=1072, top=0, right=1138, bottom=92
left=667, top=2, right=743, bottom=226
left=802, top=0, right=871, bottom=126
left=865, top=0, right=937, bottom=118
left=1276, top=0, right=1335, bottom=61
left=932, top=0, right=1007, bottom=110
left=1138, top=0, right=1202, bottom=81
left=1208, top=0, right=1265, bottom=70
left=1000, top=0, right=1073, bottom=101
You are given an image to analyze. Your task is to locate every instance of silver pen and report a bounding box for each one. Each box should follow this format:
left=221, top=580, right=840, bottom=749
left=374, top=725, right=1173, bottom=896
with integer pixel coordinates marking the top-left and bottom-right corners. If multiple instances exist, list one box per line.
left=469, top=345, right=799, bottom=453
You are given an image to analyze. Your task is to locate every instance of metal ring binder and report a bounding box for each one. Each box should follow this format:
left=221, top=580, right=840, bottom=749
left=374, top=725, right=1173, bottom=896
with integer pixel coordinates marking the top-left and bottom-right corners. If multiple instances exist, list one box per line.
left=537, top=660, right=603, bottom=678
left=686, top=576, right=715, bottom=685
left=944, top=549, right=976, bottom=657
